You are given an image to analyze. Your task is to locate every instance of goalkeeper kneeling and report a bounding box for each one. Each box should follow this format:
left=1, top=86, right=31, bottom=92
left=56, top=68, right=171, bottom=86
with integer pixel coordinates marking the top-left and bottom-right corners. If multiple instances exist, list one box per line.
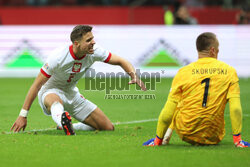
left=143, top=32, right=249, bottom=148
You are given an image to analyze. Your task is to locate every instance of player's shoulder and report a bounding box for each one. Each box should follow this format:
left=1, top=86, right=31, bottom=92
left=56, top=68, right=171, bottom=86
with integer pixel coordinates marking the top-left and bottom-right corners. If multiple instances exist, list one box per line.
left=177, top=62, right=194, bottom=73
left=91, top=44, right=110, bottom=61
left=92, top=43, right=107, bottom=54
left=172, top=64, right=190, bottom=80
left=216, top=59, right=237, bottom=72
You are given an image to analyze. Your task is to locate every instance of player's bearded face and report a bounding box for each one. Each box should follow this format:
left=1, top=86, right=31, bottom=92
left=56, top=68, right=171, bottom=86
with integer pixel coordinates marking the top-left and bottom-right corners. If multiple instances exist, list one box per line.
left=78, top=32, right=95, bottom=54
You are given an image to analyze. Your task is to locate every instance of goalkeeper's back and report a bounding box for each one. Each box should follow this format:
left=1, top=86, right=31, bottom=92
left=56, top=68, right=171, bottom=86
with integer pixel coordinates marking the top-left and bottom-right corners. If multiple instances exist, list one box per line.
left=168, top=57, right=240, bottom=144
left=167, top=32, right=241, bottom=144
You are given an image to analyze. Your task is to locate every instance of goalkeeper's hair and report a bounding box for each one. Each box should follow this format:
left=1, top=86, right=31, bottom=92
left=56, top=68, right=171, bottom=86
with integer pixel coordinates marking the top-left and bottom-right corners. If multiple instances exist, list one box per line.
left=196, top=32, right=217, bottom=52
left=70, top=25, right=93, bottom=43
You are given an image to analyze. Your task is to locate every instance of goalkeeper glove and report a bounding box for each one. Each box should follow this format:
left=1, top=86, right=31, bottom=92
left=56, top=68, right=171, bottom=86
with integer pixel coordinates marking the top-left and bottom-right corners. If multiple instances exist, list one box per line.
left=143, top=136, right=163, bottom=146
left=233, top=133, right=249, bottom=148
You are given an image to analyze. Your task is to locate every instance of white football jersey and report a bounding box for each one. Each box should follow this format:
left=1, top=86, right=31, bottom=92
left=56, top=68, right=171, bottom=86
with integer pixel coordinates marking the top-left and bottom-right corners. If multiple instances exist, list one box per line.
left=40, top=44, right=111, bottom=92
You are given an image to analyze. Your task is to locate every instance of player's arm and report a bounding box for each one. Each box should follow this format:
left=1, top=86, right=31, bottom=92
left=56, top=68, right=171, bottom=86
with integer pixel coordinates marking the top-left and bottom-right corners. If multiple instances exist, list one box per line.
left=11, top=72, right=49, bottom=132
left=227, top=78, right=249, bottom=147
left=107, top=53, right=146, bottom=91
left=229, top=97, right=249, bottom=147
left=143, top=71, right=182, bottom=146
left=143, top=99, right=177, bottom=146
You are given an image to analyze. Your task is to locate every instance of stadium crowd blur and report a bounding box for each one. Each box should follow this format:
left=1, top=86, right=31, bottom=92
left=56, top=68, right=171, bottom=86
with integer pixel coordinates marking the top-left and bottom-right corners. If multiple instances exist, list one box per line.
left=0, top=0, right=249, bottom=7
left=0, top=0, right=249, bottom=24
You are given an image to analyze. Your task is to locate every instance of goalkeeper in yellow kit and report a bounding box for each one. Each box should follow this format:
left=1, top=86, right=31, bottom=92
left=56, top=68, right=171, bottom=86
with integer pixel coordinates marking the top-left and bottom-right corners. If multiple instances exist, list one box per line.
left=143, top=32, right=249, bottom=147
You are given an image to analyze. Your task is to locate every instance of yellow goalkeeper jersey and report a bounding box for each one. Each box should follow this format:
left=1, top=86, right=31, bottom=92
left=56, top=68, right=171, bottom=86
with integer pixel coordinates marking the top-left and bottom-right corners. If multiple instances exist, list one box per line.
left=169, top=57, right=240, bottom=144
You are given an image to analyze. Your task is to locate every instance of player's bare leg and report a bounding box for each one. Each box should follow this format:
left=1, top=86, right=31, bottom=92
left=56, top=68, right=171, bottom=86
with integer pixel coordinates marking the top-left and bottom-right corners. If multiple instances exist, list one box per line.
left=83, top=107, right=114, bottom=131
left=44, top=93, right=63, bottom=112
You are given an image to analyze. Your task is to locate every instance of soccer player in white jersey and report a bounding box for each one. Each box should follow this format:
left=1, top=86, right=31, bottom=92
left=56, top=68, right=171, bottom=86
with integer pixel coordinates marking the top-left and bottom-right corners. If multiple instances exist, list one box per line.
left=11, top=25, right=146, bottom=135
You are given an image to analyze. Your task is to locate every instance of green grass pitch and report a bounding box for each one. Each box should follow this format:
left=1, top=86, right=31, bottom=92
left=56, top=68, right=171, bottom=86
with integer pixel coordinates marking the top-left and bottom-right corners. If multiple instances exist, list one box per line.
left=0, top=77, right=249, bottom=167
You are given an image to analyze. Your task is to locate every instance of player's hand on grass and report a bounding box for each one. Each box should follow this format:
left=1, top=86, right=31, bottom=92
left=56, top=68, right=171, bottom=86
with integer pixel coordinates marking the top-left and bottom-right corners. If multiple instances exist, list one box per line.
left=11, top=116, right=27, bottom=132
left=143, top=136, right=163, bottom=146
left=233, top=133, right=249, bottom=148
left=128, top=78, right=147, bottom=91
left=235, top=140, right=249, bottom=148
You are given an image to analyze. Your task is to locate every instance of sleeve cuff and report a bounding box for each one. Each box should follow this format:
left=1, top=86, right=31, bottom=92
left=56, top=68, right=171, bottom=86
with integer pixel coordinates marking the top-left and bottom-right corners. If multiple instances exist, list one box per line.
left=40, top=68, right=51, bottom=78
left=104, top=52, right=112, bottom=63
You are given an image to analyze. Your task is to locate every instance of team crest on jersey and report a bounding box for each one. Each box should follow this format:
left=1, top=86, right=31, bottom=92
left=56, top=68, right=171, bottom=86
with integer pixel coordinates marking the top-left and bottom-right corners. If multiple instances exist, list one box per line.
left=43, top=63, right=49, bottom=70
left=72, top=62, right=82, bottom=72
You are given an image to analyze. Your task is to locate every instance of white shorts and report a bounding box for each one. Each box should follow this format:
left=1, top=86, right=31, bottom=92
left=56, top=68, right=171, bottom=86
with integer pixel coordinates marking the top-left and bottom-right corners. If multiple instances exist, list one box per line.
left=38, top=88, right=97, bottom=122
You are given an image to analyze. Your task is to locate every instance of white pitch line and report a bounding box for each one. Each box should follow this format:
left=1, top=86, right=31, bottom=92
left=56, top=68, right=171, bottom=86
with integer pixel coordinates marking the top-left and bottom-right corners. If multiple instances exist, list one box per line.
left=3, top=128, right=56, bottom=135
left=3, top=118, right=158, bottom=135
left=113, top=118, right=158, bottom=125
left=3, top=114, right=250, bottom=135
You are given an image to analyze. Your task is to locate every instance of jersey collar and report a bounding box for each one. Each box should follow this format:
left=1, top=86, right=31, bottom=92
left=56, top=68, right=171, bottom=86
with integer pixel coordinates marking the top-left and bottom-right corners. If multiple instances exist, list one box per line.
left=69, top=45, right=86, bottom=60
left=197, top=57, right=216, bottom=64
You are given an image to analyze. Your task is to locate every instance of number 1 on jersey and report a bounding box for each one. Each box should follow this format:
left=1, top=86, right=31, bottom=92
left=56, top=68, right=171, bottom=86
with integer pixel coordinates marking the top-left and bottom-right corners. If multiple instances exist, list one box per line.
left=201, top=78, right=210, bottom=107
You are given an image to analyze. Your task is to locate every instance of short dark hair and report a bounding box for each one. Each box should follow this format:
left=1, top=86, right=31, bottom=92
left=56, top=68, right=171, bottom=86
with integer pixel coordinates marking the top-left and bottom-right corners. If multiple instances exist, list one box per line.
left=70, top=25, right=93, bottom=42
left=196, top=32, right=217, bottom=52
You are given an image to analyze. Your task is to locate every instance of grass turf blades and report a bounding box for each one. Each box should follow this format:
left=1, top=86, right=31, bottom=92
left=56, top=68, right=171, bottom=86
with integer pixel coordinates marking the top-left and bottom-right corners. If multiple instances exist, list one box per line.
left=0, top=78, right=249, bottom=167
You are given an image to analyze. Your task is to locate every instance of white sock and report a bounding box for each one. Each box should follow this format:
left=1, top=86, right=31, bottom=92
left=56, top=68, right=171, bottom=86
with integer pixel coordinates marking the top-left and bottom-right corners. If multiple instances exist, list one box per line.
left=51, top=102, right=64, bottom=128
left=73, top=122, right=95, bottom=131
left=162, top=128, right=173, bottom=145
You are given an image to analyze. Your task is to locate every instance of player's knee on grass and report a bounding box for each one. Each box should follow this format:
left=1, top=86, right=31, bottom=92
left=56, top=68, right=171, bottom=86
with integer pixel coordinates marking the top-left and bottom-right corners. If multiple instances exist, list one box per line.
left=86, top=107, right=114, bottom=131
left=96, top=122, right=114, bottom=131
left=105, top=123, right=114, bottom=131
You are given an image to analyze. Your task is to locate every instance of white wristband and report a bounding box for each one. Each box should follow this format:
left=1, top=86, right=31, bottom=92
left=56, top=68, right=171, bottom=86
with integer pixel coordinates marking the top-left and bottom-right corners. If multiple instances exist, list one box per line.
left=19, top=109, right=29, bottom=117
